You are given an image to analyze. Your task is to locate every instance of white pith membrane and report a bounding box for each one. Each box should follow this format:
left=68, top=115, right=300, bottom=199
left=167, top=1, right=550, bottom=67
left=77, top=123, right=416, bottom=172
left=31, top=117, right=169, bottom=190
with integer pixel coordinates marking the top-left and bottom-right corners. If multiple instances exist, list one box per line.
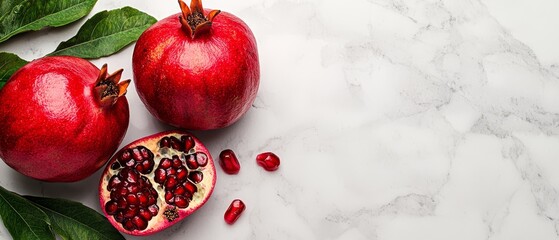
left=99, top=132, right=216, bottom=235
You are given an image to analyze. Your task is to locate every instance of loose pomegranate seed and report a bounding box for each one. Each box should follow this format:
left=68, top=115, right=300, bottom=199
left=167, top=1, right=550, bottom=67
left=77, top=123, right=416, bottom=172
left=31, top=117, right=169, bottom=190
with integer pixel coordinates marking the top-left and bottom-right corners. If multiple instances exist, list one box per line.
left=219, top=149, right=240, bottom=174
left=224, top=199, right=245, bottom=224
left=256, top=152, right=280, bottom=171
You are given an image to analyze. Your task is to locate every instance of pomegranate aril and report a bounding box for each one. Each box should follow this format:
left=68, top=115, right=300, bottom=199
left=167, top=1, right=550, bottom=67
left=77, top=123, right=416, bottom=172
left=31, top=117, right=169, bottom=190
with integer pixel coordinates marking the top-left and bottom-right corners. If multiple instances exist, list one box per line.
left=132, top=215, right=148, bottom=230
left=132, top=147, right=143, bottom=161
left=182, top=135, right=195, bottom=151
left=188, top=171, right=203, bottom=183
left=148, top=204, right=159, bottom=216
left=256, top=152, right=280, bottom=171
left=119, top=149, right=132, bottom=164
left=170, top=136, right=183, bottom=151
left=139, top=208, right=152, bottom=221
left=108, top=175, right=122, bottom=190
left=148, top=195, right=156, bottom=205
left=184, top=181, right=197, bottom=194
left=165, top=175, right=178, bottom=189
left=172, top=155, right=182, bottom=168
left=165, top=191, right=174, bottom=204
left=105, top=201, right=118, bottom=215
left=117, top=198, right=127, bottom=209
left=186, top=154, right=198, bottom=169
left=126, top=194, right=138, bottom=205
left=124, top=207, right=138, bottom=218
left=125, top=159, right=135, bottom=167
left=123, top=219, right=136, bottom=231
left=138, top=193, right=148, bottom=206
left=219, top=149, right=240, bottom=174
left=160, top=158, right=172, bottom=169
left=141, top=160, right=154, bottom=173
left=174, top=185, right=186, bottom=195
left=159, top=137, right=170, bottom=148
left=154, top=168, right=166, bottom=184
left=127, top=185, right=140, bottom=194
left=196, top=152, right=208, bottom=167
left=174, top=196, right=189, bottom=208
left=114, top=212, right=125, bottom=223
left=176, top=167, right=188, bottom=181
left=224, top=199, right=246, bottom=224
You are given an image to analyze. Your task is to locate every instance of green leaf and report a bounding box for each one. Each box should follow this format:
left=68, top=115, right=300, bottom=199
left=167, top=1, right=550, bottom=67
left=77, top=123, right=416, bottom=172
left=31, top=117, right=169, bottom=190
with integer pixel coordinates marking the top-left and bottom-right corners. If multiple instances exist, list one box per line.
left=25, top=196, right=125, bottom=240
left=0, top=186, right=54, bottom=240
left=0, top=0, right=98, bottom=43
left=0, top=52, right=28, bottom=88
left=49, top=6, right=157, bottom=59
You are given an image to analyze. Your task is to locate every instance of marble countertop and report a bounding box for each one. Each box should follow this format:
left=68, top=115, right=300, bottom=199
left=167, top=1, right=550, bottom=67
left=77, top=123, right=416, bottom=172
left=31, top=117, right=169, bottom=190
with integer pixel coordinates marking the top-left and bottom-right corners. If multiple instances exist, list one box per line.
left=1, top=0, right=559, bottom=239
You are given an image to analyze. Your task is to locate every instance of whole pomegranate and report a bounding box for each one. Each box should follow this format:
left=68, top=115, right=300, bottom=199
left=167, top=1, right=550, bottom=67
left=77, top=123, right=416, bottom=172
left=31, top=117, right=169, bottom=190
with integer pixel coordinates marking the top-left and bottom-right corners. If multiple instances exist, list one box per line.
left=133, top=0, right=260, bottom=130
left=99, top=131, right=216, bottom=235
left=0, top=56, right=130, bottom=182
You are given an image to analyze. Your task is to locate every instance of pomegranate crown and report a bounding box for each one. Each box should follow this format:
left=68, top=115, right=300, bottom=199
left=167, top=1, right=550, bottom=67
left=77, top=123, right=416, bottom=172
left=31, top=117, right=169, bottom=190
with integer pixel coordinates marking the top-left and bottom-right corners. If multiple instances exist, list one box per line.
left=94, top=64, right=130, bottom=107
left=178, top=0, right=221, bottom=38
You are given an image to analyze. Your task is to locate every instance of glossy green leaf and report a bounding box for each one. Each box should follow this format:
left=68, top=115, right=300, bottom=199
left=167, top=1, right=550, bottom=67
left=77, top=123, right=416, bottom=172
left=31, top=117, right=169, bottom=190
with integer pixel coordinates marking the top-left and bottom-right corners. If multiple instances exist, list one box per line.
left=0, top=0, right=97, bottom=43
left=49, top=6, right=156, bottom=59
left=0, top=52, right=28, bottom=89
left=25, top=196, right=125, bottom=240
left=0, top=186, right=54, bottom=240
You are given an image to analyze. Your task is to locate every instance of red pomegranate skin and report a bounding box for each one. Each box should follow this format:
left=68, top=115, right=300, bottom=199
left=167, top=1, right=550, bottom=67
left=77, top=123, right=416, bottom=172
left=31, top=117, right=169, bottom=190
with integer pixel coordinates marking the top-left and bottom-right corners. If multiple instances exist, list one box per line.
left=133, top=8, right=260, bottom=130
left=0, top=56, right=129, bottom=182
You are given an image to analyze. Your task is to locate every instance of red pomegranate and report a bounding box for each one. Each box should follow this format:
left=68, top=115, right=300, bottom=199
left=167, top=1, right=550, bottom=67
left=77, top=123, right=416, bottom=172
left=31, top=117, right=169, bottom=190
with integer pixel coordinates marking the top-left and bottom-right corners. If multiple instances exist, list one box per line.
left=0, top=56, right=130, bottom=182
left=132, top=0, right=260, bottom=130
left=99, top=131, right=216, bottom=235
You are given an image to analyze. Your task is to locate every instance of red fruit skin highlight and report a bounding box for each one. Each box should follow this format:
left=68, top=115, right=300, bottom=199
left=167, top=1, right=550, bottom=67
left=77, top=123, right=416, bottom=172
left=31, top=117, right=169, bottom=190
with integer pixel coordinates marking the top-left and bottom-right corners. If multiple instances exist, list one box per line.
left=0, top=56, right=129, bottom=182
left=133, top=6, right=260, bottom=130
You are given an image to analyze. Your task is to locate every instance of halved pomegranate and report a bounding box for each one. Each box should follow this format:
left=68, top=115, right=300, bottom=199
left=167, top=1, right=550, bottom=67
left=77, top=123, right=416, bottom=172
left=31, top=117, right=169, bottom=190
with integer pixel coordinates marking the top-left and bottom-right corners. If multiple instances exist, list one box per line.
left=99, top=131, right=216, bottom=235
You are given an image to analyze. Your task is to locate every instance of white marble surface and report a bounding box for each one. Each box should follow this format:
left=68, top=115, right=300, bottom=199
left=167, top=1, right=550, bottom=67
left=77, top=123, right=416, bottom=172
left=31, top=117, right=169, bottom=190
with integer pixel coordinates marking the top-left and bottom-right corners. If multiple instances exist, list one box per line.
left=1, top=0, right=559, bottom=239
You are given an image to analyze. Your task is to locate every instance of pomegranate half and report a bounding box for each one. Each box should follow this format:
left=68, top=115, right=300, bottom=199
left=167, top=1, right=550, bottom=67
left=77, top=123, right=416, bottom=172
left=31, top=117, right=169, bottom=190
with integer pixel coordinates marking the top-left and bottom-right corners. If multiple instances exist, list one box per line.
left=132, top=0, right=260, bottom=130
left=0, top=56, right=130, bottom=182
left=99, top=131, right=216, bottom=235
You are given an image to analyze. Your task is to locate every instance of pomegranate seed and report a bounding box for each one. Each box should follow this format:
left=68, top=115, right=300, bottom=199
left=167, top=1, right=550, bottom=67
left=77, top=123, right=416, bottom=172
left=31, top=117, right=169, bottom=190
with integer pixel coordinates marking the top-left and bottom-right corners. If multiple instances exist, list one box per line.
left=120, top=149, right=132, bottom=163
left=117, top=198, right=127, bottom=209
left=132, top=216, right=148, bottom=230
left=256, top=152, right=280, bottom=171
left=148, top=204, right=159, bottom=216
left=123, top=207, right=138, bottom=218
left=159, top=137, right=170, bottom=148
left=140, top=146, right=152, bottom=158
left=123, top=219, right=136, bottom=231
left=137, top=193, right=148, bottom=206
left=186, top=154, right=198, bottom=169
left=159, top=158, right=172, bottom=169
left=184, top=181, right=197, bottom=194
left=224, top=199, right=246, bottom=224
left=170, top=136, right=183, bottom=151
left=172, top=155, right=182, bottom=168
left=154, top=168, right=166, bottom=184
left=165, top=175, right=178, bottom=189
left=127, top=185, right=140, bottom=194
left=141, top=160, right=154, bottom=173
left=182, top=135, right=195, bottom=151
left=114, top=212, right=125, bottom=223
left=139, top=208, right=152, bottom=221
left=196, top=152, right=208, bottom=167
left=165, top=191, right=174, bottom=204
left=105, top=201, right=118, bottom=215
left=108, top=175, right=122, bottom=191
left=188, top=171, right=203, bottom=183
left=166, top=168, right=177, bottom=176
left=126, top=194, right=138, bottom=205
left=176, top=167, right=188, bottom=181
left=219, top=149, right=240, bottom=174
left=174, top=196, right=189, bottom=208
left=125, top=158, right=135, bottom=167
left=148, top=195, right=156, bottom=205
left=174, top=185, right=186, bottom=195
left=132, top=148, right=143, bottom=161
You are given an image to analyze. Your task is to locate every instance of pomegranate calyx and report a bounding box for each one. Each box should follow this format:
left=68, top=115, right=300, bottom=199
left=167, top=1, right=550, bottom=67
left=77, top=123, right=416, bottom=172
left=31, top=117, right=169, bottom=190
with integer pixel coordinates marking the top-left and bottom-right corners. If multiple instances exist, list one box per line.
left=94, top=64, right=131, bottom=107
left=178, top=0, right=221, bottom=39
